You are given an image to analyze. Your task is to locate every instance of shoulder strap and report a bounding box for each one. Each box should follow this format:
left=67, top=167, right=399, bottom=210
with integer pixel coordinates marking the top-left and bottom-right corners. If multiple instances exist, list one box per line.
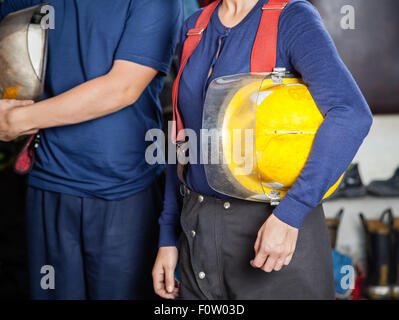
left=172, top=0, right=221, bottom=143
left=251, top=0, right=290, bottom=72
left=172, top=0, right=290, bottom=143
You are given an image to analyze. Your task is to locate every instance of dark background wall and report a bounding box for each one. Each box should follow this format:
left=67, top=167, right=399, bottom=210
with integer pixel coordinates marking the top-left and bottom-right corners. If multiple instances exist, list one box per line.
left=311, top=0, right=399, bottom=114
left=200, top=0, right=399, bottom=114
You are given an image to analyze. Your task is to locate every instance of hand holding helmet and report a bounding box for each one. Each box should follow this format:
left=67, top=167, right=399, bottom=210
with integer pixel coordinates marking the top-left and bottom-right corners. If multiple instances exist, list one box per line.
left=0, top=99, right=36, bottom=142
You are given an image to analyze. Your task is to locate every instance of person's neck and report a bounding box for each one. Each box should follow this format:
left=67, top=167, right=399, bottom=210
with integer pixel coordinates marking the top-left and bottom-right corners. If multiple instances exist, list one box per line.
left=219, top=0, right=259, bottom=28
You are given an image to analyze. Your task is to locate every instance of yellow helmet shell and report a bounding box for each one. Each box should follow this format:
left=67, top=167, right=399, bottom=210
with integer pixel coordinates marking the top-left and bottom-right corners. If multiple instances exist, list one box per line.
left=222, top=77, right=343, bottom=201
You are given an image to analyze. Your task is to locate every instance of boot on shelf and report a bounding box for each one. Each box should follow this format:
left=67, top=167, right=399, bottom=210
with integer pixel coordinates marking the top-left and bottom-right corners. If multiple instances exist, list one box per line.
left=390, top=212, right=399, bottom=299
left=331, top=163, right=367, bottom=199
left=359, top=210, right=392, bottom=299
left=367, top=167, right=399, bottom=197
left=326, top=208, right=344, bottom=249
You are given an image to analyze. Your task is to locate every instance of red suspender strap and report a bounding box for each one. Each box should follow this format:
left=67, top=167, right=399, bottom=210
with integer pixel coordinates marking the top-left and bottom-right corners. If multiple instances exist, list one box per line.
left=251, top=0, right=290, bottom=72
left=172, top=0, right=221, bottom=143
left=172, top=0, right=290, bottom=143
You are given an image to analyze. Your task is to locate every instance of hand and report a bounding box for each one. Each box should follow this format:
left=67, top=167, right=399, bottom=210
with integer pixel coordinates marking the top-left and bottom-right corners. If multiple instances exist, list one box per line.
left=152, top=246, right=180, bottom=299
left=250, top=213, right=298, bottom=272
left=0, top=99, right=36, bottom=141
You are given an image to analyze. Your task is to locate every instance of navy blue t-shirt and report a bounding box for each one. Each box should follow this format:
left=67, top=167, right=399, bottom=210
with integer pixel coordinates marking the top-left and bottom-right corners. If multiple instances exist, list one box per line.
left=0, top=0, right=182, bottom=200
left=158, top=0, right=373, bottom=246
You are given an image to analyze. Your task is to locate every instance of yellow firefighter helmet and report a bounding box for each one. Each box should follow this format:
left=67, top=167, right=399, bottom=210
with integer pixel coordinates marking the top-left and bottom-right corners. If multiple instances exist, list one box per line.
left=202, top=71, right=343, bottom=204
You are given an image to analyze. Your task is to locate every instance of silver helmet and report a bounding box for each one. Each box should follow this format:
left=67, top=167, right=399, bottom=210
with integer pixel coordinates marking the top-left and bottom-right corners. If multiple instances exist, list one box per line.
left=0, top=3, right=49, bottom=101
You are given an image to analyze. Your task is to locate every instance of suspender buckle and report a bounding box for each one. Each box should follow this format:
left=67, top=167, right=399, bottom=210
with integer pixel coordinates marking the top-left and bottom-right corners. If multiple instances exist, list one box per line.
left=269, top=190, right=281, bottom=206
left=187, top=28, right=205, bottom=36
left=271, top=67, right=288, bottom=84
left=262, top=2, right=288, bottom=10
left=176, top=141, right=190, bottom=164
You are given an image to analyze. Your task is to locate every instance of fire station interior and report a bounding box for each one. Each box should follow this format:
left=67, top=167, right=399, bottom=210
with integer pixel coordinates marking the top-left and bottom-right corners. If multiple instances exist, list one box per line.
left=0, top=0, right=398, bottom=300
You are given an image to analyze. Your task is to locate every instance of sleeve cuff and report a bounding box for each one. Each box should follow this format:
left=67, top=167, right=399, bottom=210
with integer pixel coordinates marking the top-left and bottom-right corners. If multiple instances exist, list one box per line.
left=273, top=195, right=314, bottom=229
left=114, top=53, right=170, bottom=76
left=158, top=225, right=180, bottom=248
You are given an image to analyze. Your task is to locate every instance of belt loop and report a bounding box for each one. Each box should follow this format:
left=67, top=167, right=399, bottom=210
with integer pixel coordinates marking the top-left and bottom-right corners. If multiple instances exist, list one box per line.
left=180, top=184, right=186, bottom=197
left=180, top=184, right=191, bottom=197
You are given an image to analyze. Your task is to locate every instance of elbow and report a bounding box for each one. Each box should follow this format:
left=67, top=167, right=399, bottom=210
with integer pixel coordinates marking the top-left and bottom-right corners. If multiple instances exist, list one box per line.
left=100, top=75, right=141, bottom=112
left=105, top=74, right=141, bottom=110
left=358, top=106, right=373, bottom=139
left=328, top=102, right=373, bottom=140
left=116, top=85, right=141, bottom=109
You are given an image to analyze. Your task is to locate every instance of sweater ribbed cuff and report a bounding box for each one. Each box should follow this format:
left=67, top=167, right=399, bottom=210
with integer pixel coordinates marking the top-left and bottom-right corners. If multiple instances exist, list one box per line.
left=273, top=195, right=314, bottom=229
left=158, top=225, right=180, bottom=248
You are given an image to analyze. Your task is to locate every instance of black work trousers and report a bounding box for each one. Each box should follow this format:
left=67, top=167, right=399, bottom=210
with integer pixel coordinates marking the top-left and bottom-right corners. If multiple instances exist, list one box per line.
left=179, top=186, right=335, bottom=300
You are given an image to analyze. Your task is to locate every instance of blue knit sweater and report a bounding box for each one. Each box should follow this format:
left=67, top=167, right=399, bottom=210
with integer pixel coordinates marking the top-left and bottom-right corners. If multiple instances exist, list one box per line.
left=159, top=0, right=372, bottom=247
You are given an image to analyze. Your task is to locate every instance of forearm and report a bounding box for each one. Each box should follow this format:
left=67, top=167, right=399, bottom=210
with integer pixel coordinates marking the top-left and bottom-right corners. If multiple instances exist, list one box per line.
left=10, top=60, right=157, bottom=132
left=159, top=164, right=182, bottom=247
left=273, top=1, right=373, bottom=228
left=274, top=109, right=372, bottom=227
left=12, top=76, right=132, bottom=131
